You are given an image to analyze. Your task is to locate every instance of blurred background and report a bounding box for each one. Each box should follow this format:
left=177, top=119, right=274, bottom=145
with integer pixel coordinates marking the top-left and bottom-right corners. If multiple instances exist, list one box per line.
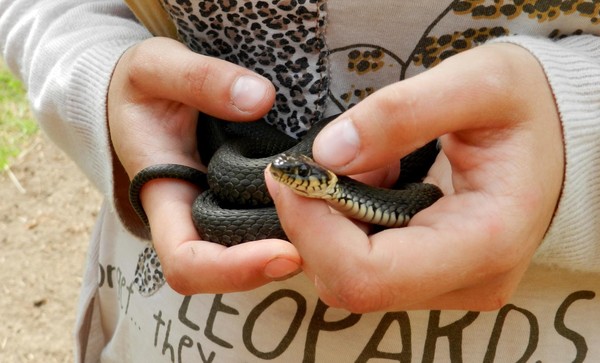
left=0, top=60, right=101, bottom=362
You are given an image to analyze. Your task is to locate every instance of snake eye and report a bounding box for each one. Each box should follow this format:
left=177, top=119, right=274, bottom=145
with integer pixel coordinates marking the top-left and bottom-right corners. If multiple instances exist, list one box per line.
left=296, top=164, right=311, bottom=178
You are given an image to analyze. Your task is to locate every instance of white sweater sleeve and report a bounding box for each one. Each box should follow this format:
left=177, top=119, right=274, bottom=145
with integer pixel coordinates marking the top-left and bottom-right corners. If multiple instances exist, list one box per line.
left=493, top=35, right=600, bottom=272
left=0, top=0, right=150, bottom=200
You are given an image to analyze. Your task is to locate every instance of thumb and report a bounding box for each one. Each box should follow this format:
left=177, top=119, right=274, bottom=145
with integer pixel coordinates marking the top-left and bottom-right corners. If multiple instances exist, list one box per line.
left=312, top=44, right=521, bottom=175
left=119, top=37, right=275, bottom=120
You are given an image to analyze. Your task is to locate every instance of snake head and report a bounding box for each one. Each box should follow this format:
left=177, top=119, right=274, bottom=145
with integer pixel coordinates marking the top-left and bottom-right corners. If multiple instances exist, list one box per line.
left=268, top=153, right=337, bottom=199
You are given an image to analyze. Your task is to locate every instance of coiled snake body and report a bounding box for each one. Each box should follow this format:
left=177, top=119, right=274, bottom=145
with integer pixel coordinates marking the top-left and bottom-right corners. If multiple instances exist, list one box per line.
left=129, top=114, right=443, bottom=246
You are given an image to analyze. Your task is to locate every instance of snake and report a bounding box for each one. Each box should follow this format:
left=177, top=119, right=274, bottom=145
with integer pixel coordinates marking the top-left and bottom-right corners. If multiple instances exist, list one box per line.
left=129, top=114, right=443, bottom=246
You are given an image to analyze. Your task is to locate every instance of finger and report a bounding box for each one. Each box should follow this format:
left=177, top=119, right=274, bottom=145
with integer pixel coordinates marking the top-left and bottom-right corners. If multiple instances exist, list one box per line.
left=164, top=238, right=302, bottom=294
left=143, top=179, right=302, bottom=294
left=313, top=44, right=529, bottom=175
left=265, top=172, right=369, bottom=296
left=120, top=37, right=275, bottom=120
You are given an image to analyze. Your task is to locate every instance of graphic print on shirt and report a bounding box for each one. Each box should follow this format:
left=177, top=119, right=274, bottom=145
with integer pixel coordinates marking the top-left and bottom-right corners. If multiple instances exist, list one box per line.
left=134, top=246, right=165, bottom=296
left=326, top=0, right=596, bottom=110
left=134, top=0, right=598, bottom=297
left=108, top=253, right=599, bottom=362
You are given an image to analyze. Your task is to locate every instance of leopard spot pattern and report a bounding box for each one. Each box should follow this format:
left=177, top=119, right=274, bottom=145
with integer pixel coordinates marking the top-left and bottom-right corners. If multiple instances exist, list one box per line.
left=162, top=0, right=330, bottom=138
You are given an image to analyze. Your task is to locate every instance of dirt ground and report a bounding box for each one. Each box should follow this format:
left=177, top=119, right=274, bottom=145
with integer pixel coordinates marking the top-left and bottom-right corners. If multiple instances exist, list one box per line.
left=0, top=134, right=101, bottom=362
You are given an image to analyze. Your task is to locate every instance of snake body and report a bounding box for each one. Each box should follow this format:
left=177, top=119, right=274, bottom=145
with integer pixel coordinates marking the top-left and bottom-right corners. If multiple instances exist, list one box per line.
left=191, top=116, right=331, bottom=245
left=129, top=114, right=443, bottom=246
left=269, top=154, right=443, bottom=228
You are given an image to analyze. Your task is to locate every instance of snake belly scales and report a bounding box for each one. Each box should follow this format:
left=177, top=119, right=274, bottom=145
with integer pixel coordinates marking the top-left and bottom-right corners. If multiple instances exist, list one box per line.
left=129, top=114, right=443, bottom=246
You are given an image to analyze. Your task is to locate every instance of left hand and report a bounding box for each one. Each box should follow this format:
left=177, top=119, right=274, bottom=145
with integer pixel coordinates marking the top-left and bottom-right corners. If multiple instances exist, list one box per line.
left=265, top=43, right=564, bottom=313
left=108, top=37, right=301, bottom=294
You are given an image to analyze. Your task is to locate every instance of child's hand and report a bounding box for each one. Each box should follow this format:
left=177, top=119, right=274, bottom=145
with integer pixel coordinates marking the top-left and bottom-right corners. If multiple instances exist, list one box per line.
left=267, top=43, right=564, bottom=312
left=108, top=37, right=301, bottom=294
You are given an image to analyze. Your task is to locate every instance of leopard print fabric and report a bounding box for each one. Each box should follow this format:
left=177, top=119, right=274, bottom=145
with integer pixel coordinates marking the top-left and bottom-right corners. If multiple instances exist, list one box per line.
left=161, top=0, right=329, bottom=138
left=133, top=247, right=165, bottom=296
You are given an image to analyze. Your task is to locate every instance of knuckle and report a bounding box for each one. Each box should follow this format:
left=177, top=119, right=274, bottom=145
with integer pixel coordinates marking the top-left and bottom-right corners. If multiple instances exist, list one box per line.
left=327, top=275, right=391, bottom=314
left=370, top=87, right=418, bottom=129
left=476, top=289, right=514, bottom=312
left=182, top=60, right=212, bottom=98
left=353, top=87, right=423, bottom=158
left=122, top=44, right=159, bottom=91
left=369, top=88, right=409, bottom=117
left=476, top=217, right=524, bottom=274
left=473, top=66, right=513, bottom=102
left=159, top=244, right=202, bottom=296
left=162, top=263, right=194, bottom=295
left=467, top=48, right=524, bottom=111
left=482, top=225, right=530, bottom=275
left=441, top=47, right=517, bottom=113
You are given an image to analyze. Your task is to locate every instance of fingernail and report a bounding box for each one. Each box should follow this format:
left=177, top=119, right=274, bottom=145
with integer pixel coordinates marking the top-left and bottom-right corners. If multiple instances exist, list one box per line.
left=264, top=257, right=300, bottom=280
left=231, top=75, right=269, bottom=112
left=315, top=118, right=360, bottom=167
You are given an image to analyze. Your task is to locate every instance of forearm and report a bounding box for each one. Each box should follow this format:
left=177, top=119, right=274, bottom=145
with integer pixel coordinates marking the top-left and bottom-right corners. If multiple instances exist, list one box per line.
left=492, top=34, right=600, bottom=272
left=0, top=0, right=150, bottom=197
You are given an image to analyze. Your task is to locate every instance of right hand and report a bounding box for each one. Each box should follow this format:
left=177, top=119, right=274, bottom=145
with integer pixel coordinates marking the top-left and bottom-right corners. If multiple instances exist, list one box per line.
left=107, top=37, right=301, bottom=294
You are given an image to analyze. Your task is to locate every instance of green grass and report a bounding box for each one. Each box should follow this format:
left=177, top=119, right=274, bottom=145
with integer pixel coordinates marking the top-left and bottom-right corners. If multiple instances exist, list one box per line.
left=0, top=60, right=37, bottom=169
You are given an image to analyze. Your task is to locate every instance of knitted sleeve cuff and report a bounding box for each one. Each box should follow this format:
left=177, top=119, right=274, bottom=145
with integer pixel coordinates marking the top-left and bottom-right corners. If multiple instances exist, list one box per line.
left=491, top=35, right=600, bottom=272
